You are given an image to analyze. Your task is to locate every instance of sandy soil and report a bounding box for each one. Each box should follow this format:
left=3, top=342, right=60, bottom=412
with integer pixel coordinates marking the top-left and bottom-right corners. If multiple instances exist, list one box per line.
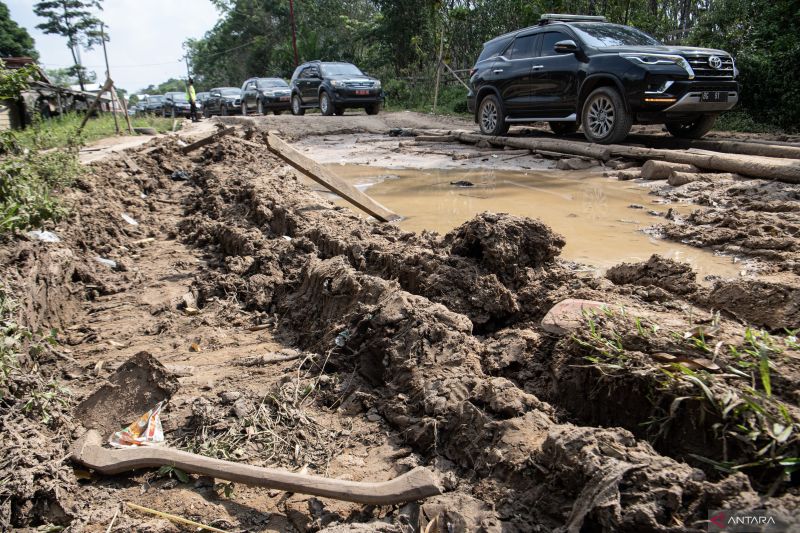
left=2, top=113, right=799, bottom=532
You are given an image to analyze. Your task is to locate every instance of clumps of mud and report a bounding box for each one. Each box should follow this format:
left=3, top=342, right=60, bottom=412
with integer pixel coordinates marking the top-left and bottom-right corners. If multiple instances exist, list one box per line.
left=179, top=134, right=800, bottom=530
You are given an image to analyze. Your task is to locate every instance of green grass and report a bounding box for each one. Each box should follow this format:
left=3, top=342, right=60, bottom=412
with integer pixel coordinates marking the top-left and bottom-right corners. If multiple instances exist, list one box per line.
left=8, top=112, right=176, bottom=152
left=715, top=111, right=784, bottom=134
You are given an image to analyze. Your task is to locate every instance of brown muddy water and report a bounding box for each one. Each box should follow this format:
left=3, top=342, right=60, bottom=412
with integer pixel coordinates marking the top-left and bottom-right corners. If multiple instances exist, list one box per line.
left=316, top=164, right=744, bottom=279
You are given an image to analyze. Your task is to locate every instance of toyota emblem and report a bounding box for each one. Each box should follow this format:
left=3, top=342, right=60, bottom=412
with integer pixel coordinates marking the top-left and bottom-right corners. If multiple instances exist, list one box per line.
left=708, top=56, right=723, bottom=69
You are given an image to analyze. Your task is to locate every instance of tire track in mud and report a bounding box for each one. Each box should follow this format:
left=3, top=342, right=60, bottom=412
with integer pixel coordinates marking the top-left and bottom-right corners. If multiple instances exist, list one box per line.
left=180, top=134, right=798, bottom=530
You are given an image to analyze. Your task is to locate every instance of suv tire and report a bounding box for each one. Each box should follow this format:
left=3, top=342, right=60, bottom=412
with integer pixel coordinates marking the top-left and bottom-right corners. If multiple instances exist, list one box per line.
left=203, top=108, right=210, bottom=118
left=478, top=94, right=509, bottom=136
left=291, top=95, right=305, bottom=116
left=170, top=107, right=176, bottom=119
left=365, top=103, right=381, bottom=116
left=581, top=86, right=632, bottom=144
left=257, top=99, right=265, bottom=115
left=334, top=106, right=345, bottom=116
left=549, top=122, right=579, bottom=136
left=320, top=92, right=334, bottom=116
left=274, top=110, right=283, bottom=116
left=221, top=105, right=229, bottom=116
left=241, top=102, right=248, bottom=116
left=665, top=114, right=717, bottom=139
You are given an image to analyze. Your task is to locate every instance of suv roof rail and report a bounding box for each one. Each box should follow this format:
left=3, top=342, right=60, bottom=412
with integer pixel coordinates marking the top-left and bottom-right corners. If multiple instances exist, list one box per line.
left=539, top=13, right=607, bottom=24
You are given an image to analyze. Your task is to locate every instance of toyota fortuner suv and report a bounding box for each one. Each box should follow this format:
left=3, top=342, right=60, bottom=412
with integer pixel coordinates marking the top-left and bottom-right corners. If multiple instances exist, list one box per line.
left=290, top=61, right=384, bottom=116
left=468, top=14, right=739, bottom=144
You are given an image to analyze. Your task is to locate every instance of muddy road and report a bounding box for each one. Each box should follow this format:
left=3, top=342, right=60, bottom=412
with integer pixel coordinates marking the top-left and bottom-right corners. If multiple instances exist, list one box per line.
left=2, top=113, right=799, bottom=532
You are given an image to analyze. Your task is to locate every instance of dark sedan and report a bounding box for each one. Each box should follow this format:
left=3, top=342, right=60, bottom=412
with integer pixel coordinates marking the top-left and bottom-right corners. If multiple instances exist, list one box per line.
left=203, top=87, right=242, bottom=117
left=241, top=77, right=291, bottom=115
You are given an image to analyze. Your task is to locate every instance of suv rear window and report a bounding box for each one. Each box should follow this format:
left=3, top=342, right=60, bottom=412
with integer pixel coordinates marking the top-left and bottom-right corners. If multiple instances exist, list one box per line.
left=477, top=37, right=511, bottom=62
left=571, top=23, right=661, bottom=47
left=506, top=34, right=539, bottom=59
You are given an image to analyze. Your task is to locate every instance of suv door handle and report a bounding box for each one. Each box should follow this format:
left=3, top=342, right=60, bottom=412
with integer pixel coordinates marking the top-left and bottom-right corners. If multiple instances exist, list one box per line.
left=493, top=69, right=504, bottom=74
left=532, top=65, right=544, bottom=69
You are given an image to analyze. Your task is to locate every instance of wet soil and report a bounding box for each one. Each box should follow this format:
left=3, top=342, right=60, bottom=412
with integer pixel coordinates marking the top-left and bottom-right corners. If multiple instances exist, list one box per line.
left=1, top=113, right=799, bottom=532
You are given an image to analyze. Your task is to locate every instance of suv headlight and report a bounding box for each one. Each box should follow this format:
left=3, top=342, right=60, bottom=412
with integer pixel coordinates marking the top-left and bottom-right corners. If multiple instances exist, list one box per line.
left=331, top=80, right=346, bottom=88
left=620, top=53, right=695, bottom=79
left=373, top=80, right=381, bottom=89
left=262, top=90, right=275, bottom=96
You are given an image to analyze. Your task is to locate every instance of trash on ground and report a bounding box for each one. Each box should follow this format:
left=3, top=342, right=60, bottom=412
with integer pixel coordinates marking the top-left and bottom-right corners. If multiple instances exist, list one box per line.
left=26, top=230, right=61, bottom=242
left=108, top=401, right=166, bottom=447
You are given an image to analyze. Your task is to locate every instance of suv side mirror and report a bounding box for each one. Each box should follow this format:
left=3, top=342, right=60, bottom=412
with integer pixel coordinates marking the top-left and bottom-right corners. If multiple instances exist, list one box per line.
left=554, top=39, right=579, bottom=54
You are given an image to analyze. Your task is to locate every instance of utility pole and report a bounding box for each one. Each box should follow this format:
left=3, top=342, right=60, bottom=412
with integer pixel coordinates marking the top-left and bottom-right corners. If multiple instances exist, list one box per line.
left=184, top=54, right=191, bottom=79
left=289, top=0, right=299, bottom=66
left=99, top=22, right=120, bottom=135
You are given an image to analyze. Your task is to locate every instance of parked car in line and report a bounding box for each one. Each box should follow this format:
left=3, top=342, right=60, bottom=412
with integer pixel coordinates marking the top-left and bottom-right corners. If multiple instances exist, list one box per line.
left=468, top=14, right=739, bottom=143
left=162, top=91, right=192, bottom=118
left=289, top=61, right=383, bottom=116
left=141, top=95, right=164, bottom=115
left=196, top=91, right=209, bottom=108
left=240, top=77, right=291, bottom=115
left=133, top=100, right=146, bottom=115
left=203, top=87, right=242, bottom=117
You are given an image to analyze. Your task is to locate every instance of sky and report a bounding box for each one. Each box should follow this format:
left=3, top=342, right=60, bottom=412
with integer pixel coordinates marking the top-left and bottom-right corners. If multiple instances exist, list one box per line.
left=6, top=0, right=220, bottom=94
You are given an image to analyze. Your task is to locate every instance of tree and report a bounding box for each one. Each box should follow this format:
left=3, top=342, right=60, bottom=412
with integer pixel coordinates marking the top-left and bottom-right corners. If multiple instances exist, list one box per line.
left=44, top=66, right=96, bottom=88
left=33, top=0, right=103, bottom=91
left=0, top=2, right=38, bottom=59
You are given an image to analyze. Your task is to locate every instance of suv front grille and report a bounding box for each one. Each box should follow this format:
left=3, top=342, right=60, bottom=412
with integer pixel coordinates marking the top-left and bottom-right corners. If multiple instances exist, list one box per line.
left=685, top=55, right=735, bottom=80
left=346, top=81, right=374, bottom=88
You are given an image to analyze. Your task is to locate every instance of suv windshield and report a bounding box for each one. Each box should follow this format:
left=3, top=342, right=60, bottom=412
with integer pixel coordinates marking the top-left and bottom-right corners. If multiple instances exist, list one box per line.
left=221, top=88, right=240, bottom=95
left=257, top=79, right=288, bottom=88
left=149, top=96, right=163, bottom=102
left=172, top=94, right=187, bottom=101
left=571, top=23, right=661, bottom=47
left=320, top=63, right=362, bottom=77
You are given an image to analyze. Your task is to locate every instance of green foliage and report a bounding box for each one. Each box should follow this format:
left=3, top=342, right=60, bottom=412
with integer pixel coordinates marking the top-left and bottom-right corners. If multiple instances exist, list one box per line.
left=0, top=59, right=35, bottom=100
left=139, top=77, right=188, bottom=95
left=0, top=1, right=38, bottom=59
left=156, top=465, right=190, bottom=483
left=44, top=67, right=97, bottom=89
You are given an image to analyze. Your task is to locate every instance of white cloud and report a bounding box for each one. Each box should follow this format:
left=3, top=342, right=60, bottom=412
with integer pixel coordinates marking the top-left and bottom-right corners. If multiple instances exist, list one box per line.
left=6, top=0, right=220, bottom=93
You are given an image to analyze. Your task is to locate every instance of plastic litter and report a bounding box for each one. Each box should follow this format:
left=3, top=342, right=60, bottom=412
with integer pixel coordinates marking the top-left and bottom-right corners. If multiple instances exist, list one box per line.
left=121, top=213, right=139, bottom=226
left=108, top=401, right=166, bottom=448
left=26, top=230, right=61, bottom=243
left=95, top=256, right=117, bottom=269
left=171, top=170, right=189, bottom=181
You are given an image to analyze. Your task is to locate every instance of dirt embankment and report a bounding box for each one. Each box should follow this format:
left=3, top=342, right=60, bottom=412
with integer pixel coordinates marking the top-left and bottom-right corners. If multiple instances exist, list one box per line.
left=1, top=118, right=799, bottom=532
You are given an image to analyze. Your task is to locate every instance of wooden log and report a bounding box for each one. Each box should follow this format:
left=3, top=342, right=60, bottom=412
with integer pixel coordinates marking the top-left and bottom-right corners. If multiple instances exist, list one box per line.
left=627, top=134, right=800, bottom=160
left=266, top=132, right=400, bottom=222
left=641, top=160, right=698, bottom=180
left=180, top=126, right=236, bottom=154
left=414, top=135, right=457, bottom=143
left=454, top=132, right=612, bottom=161
left=73, top=430, right=440, bottom=505
left=669, top=171, right=740, bottom=186
left=608, top=145, right=800, bottom=183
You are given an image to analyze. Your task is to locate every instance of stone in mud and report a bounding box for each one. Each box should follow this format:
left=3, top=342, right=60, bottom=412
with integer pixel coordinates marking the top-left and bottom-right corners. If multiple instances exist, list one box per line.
left=707, top=277, right=799, bottom=330
left=556, top=157, right=596, bottom=170
left=605, top=254, right=698, bottom=295
left=445, top=212, right=565, bottom=279
left=74, top=351, right=179, bottom=438
left=541, top=299, right=607, bottom=335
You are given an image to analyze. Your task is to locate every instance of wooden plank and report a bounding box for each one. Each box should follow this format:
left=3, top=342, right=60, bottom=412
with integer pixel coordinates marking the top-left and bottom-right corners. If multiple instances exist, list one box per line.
left=180, top=126, right=236, bottom=154
left=266, top=132, right=400, bottom=222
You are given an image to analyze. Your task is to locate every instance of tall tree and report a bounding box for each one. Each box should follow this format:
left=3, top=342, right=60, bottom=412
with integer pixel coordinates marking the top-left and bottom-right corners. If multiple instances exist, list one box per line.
left=33, top=0, right=103, bottom=91
left=0, top=2, right=38, bottom=59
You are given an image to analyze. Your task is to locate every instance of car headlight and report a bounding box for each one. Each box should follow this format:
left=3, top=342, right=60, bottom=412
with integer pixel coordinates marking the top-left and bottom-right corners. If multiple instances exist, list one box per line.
left=331, top=80, right=346, bottom=88
left=373, top=80, right=381, bottom=89
left=732, top=57, right=739, bottom=78
left=620, top=53, right=695, bottom=79
left=262, top=90, right=275, bottom=96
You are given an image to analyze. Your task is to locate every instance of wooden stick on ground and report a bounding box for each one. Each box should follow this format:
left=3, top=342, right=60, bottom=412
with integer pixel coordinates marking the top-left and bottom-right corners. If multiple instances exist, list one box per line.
left=73, top=430, right=440, bottom=505
left=126, top=502, right=229, bottom=533
left=180, top=127, right=236, bottom=154
left=266, top=132, right=400, bottom=222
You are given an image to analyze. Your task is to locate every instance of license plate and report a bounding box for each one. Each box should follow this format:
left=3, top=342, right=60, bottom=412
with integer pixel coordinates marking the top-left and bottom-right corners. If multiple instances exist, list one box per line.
left=700, top=91, right=728, bottom=103
left=280, top=96, right=289, bottom=101
left=355, top=90, right=369, bottom=96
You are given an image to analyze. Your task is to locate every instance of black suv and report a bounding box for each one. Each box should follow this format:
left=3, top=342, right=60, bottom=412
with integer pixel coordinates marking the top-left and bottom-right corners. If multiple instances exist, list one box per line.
left=241, top=77, right=291, bottom=115
left=162, top=91, right=192, bottom=118
left=289, top=61, right=383, bottom=116
left=203, top=87, right=242, bottom=117
left=468, top=14, right=739, bottom=143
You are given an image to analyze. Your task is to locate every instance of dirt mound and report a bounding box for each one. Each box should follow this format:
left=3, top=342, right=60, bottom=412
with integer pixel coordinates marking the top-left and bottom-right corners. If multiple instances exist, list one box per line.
left=706, top=277, right=800, bottom=330
left=606, top=254, right=698, bottom=295
left=445, top=211, right=565, bottom=281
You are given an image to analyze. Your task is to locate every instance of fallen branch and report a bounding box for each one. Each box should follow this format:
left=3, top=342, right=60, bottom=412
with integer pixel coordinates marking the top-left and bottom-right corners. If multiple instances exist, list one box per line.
left=626, top=134, right=800, bottom=160
left=125, top=502, right=229, bottom=533
left=180, top=127, right=236, bottom=154
left=454, top=132, right=612, bottom=161
left=73, top=430, right=441, bottom=505
left=641, top=160, right=698, bottom=180
left=239, top=353, right=303, bottom=366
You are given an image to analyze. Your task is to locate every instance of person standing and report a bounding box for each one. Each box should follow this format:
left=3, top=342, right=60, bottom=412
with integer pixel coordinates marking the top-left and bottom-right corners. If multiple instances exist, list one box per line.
left=186, top=78, right=199, bottom=122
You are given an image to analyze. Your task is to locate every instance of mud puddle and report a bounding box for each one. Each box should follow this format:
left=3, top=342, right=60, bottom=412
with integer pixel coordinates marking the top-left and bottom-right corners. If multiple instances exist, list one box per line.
left=318, top=164, right=744, bottom=279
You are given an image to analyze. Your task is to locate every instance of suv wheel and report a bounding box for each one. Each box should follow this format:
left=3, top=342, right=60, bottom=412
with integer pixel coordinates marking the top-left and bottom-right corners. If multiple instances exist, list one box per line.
left=221, top=105, right=229, bottom=116
left=241, top=102, right=247, bottom=116
left=334, top=106, right=345, bottom=116
left=581, top=87, right=632, bottom=144
left=320, top=92, right=334, bottom=116
left=203, top=107, right=210, bottom=118
left=274, top=110, right=283, bottom=116
left=365, top=103, right=381, bottom=115
left=257, top=99, right=265, bottom=115
left=478, top=94, right=509, bottom=136
left=665, top=114, right=717, bottom=139
left=170, top=107, right=176, bottom=119
left=549, top=122, right=579, bottom=136
left=291, top=95, right=305, bottom=116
